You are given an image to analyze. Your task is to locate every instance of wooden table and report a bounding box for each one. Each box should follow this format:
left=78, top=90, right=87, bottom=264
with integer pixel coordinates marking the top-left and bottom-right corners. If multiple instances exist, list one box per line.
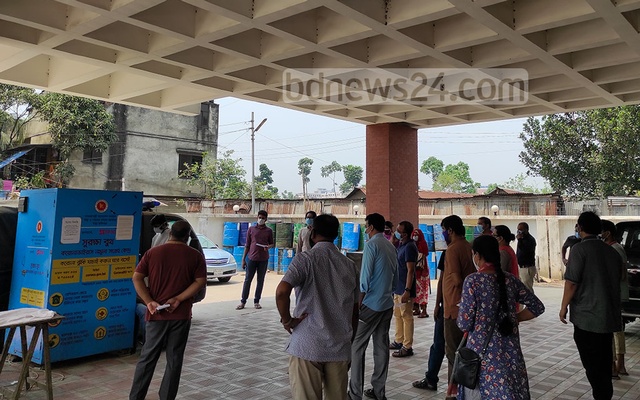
left=0, top=309, right=64, bottom=400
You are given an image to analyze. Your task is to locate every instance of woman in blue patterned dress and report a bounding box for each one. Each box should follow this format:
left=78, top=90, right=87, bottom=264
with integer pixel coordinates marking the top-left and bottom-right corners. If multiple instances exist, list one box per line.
left=457, top=235, right=545, bottom=399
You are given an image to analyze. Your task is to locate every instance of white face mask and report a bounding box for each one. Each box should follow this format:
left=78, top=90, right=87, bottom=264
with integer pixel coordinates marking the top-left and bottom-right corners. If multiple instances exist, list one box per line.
left=153, top=227, right=162, bottom=234
left=472, top=253, right=480, bottom=271
left=257, top=218, right=266, bottom=225
left=412, top=235, right=419, bottom=242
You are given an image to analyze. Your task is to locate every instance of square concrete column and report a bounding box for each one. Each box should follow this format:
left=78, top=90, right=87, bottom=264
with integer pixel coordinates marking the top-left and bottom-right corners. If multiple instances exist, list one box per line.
left=366, top=123, right=418, bottom=226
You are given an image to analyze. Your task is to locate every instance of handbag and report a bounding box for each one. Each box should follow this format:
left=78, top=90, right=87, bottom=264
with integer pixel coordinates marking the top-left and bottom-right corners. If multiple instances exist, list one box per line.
left=452, top=316, right=496, bottom=389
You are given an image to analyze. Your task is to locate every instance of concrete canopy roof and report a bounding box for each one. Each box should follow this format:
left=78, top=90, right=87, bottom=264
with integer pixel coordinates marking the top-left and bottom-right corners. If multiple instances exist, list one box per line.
left=1, top=0, right=640, bottom=127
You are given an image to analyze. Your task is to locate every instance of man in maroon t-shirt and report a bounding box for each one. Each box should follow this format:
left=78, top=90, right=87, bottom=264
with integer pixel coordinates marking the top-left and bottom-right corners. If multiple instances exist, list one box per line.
left=129, top=221, right=206, bottom=400
left=237, top=210, right=274, bottom=310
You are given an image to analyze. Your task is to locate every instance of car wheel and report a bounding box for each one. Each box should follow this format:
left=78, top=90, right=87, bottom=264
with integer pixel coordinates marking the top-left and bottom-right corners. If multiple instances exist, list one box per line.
left=218, top=277, right=231, bottom=283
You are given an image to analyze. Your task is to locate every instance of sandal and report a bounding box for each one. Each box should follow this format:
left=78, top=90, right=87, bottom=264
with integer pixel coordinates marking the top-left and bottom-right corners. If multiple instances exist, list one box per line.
left=254, top=303, right=262, bottom=309
left=236, top=303, right=245, bottom=310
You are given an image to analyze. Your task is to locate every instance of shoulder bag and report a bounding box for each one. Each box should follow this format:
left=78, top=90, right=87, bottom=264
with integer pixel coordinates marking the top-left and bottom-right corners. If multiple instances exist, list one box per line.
left=452, top=317, right=495, bottom=389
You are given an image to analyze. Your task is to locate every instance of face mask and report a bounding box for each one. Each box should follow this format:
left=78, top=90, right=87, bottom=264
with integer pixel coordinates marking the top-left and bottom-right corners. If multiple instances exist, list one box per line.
left=575, top=231, right=580, bottom=239
left=394, top=231, right=402, bottom=240
left=305, top=218, right=313, bottom=226
left=442, top=230, right=450, bottom=243
left=412, top=235, right=418, bottom=242
left=472, top=253, right=480, bottom=270
left=384, top=229, right=391, bottom=234
left=475, top=224, right=484, bottom=234
left=517, top=230, right=523, bottom=235
left=257, top=218, right=266, bottom=225
left=153, top=227, right=162, bottom=234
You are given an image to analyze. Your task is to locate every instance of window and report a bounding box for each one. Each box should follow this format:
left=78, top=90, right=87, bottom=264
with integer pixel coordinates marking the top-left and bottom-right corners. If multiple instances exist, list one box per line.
left=83, top=147, right=102, bottom=164
left=178, top=152, right=203, bottom=177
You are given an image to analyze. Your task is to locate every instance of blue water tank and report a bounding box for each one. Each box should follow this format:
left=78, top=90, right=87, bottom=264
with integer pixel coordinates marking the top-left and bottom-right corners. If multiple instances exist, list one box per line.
left=238, top=222, right=250, bottom=246
left=268, top=247, right=278, bottom=271
left=342, top=222, right=360, bottom=251
left=223, top=222, right=240, bottom=247
left=233, top=246, right=245, bottom=271
left=427, top=252, right=437, bottom=280
left=279, top=248, right=295, bottom=274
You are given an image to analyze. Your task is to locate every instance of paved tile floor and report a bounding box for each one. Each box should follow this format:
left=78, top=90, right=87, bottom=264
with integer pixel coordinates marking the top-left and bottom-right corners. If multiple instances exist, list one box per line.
left=2, top=284, right=640, bottom=399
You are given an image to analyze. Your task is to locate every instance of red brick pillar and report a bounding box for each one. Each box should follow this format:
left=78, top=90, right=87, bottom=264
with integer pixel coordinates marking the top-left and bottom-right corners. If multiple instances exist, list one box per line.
left=366, top=123, right=418, bottom=227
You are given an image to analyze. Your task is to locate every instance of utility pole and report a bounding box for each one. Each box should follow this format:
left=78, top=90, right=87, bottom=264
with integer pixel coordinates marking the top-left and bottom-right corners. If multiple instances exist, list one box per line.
left=251, top=112, right=267, bottom=213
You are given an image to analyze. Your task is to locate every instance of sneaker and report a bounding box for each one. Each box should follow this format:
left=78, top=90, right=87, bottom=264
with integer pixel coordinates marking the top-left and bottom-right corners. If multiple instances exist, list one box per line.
left=388, top=341, right=402, bottom=350
left=392, top=347, right=414, bottom=357
left=412, top=378, right=437, bottom=390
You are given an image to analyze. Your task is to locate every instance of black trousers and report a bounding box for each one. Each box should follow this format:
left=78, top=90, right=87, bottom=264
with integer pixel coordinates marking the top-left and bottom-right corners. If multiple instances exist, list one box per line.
left=574, top=326, right=613, bottom=400
left=129, top=319, right=191, bottom=400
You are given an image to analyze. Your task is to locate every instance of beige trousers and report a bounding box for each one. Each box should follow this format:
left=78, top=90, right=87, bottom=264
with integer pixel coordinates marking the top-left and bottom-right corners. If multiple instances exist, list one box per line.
left=289, top=356, right=349, bottom=400
left=392, top=294, right=414, bottom=349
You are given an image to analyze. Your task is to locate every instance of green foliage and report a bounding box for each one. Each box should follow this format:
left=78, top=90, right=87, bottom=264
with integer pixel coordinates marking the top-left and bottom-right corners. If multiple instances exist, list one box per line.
left=51, top=161, right=75, bottom=187
left=487, top=173, right=553, bottom=194
left=13, top=171, right=47, bottom=190
left=0, top=85, right=40, bottom=153
left=281, top=190, right=296, bottom=199
left=520, top=107, right=640, bottom=198
left=421, top=157, right=479, bottom=193
left=256, top=163, right=278, bottom=197
left=420, top=157, right=444, bottom=180
left=257, top=163, right=274, bottom=184
left=0, top=86, right=117, bottom=186
left=298, top=157, right=313, bottom=199
left=486, top=182, right=498, bottom=193
left=339, top=164, right=363, bottom=194
left=320, top=161, right=342, bottom=195
left=179, top=150, right=250, bottom=199
left=503, top=174, right=553, bottom=193
left=36, top=93, right=116, bottom=159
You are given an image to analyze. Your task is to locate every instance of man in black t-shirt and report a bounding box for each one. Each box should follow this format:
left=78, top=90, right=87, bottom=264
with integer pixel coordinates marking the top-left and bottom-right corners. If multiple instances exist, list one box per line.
left=562, top=224, right=581, bottom=266
left=412, top=249, right=447, bottom=391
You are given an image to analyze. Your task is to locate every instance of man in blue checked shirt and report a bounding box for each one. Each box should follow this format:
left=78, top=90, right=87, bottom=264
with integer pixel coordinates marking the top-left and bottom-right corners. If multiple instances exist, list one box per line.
left=348, top=213, right=398, bottom=400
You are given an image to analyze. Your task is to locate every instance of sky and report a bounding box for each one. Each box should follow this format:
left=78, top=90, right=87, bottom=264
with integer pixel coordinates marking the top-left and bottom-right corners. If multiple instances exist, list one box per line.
left=216, top=97, right=546, bottom=195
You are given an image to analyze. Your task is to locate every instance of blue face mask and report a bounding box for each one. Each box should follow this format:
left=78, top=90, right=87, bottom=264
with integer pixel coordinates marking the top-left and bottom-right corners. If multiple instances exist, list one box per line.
left=443, top=230, right=450, bottom=243
left=394, top=231, right=402, bottom=240
left=305, top=218, right=313, bottom=226
left=575, top=231, right=580, bottom=239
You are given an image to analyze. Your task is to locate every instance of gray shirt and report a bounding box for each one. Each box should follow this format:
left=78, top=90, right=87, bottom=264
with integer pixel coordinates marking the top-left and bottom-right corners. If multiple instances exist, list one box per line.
left=296, top=226, right=313, bottom=253
left=565, top=236, right=622, bottom=333
left=282, top=241, right=359, bottom=362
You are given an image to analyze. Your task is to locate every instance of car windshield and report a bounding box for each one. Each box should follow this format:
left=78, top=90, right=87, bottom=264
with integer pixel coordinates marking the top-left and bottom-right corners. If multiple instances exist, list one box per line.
left=197, top=234, right=218, bottom=249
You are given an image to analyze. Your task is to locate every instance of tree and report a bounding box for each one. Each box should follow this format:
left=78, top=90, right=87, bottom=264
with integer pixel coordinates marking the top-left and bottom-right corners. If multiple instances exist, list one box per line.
left=320, top=161, right=342, bottom=196
left=339, top=164, right=363, bottom=194
left=281, top=190, right=296, bottom=199
left=180, top=150, right=249, bottom=199
left=519, top=107, right=640, bottom=198
left=256, top=163, right=278, bottom=197
left=421, top=157, right=479, bottom=193
left=420, top=156, right=444, bottom=181
left=0, top=84, right=40, bottom=153
left=487, top=173, right=553, bottom=194
left=36, top=93, right=117, bottom=186
left=298, top=157, right=313, bottom=201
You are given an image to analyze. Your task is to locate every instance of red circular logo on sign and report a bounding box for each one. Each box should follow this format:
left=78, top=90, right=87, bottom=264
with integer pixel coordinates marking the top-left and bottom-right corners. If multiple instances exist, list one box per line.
left=36, top=221, right=42, bottom=233
left=95, top=200, right=108, bottom=213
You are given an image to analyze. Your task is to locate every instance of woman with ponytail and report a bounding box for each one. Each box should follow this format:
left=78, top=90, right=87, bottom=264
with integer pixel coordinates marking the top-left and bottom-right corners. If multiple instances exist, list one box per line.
left=456, top=235, right=545, bottom=399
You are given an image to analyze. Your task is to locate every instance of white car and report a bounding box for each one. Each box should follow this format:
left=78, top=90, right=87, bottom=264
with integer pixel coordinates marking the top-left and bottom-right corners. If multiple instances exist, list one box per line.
left=197, top=234, right=238, bottom=283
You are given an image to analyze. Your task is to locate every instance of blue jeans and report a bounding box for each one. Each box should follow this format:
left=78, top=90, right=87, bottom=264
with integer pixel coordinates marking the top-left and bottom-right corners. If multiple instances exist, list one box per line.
left=425, top=305, right=445, bottom=384
left=240, top=259, right=268, bottom=304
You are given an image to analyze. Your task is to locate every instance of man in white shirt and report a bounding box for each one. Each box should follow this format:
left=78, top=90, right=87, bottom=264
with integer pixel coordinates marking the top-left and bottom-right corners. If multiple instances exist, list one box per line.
left=151, top=214, right=170, bottom=248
